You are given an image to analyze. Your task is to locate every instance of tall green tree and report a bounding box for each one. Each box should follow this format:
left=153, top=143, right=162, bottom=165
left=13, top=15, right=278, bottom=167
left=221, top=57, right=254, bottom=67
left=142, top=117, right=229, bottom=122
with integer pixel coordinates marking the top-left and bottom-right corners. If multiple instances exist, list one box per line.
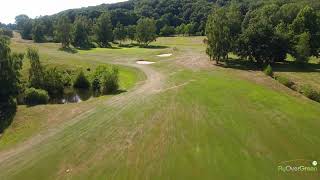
left=72, top=16, right=91, bottom=49
left=205, top=4, right=242, bottom=63
left=205, top=8, right=232, bottom=63
left=160, top=25, right=175, bottom=36
left=135, top=18, right=157, bottom=46
left=26, top=47, right=44, bottom=89
left=113, top=22, right=126, bottom=45
left=15, top=15, right=33, bottom=40
left=94, top=12, right=113, bottom=47
left=54, top=15, right=72, bottom=48
left=32, top=20, right=46, bottom=43
left=126, top=25, right=136, bottom=42
left=290, top=6, right=320, bottom=57
left=0, top=37, right=24, bottom=104
left=237, top=19, right=288, bottom=65
left=294, top=32, right=311, bottom=64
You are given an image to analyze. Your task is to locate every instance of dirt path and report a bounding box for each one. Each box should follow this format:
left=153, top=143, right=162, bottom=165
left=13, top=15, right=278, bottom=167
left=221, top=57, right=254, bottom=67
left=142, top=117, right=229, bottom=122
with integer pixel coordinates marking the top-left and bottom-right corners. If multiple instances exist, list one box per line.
left=0, top=62, right=165, bottom=165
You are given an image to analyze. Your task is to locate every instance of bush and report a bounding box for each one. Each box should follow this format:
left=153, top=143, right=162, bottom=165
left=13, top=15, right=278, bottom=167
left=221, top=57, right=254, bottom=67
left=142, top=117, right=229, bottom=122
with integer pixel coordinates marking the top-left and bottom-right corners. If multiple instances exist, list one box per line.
left=91, top=78, right=101, bottom=92
left=299, top=85, right=320, bottom=102
left=62, top=71, right=72, bottom=87
left=263, top=65, right=273, bottom=77
left=24, top=88, right=49, bottom=105
left=91, top=65, right=119, bottom=94
left=42, top=67, right=65, bottom=96
left=0, top=28, right=13, bottom=38
left=275, top=76, right=295, bottom=89
left=73, top=70, right=90, bottom=89
left=102, top=67, right=119, bottom=94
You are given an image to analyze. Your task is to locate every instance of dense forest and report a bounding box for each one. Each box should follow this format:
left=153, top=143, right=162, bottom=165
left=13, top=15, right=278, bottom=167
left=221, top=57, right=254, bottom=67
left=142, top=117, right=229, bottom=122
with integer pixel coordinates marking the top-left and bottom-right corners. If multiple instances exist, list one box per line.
left=10, top=0, right=215, bottom=44
left=1, top=0, right=319, bottom=47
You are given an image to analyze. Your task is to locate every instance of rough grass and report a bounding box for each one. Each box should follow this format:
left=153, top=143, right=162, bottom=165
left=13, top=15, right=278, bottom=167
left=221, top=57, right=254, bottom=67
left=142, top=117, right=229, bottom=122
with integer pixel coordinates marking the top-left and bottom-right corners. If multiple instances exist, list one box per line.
left=0, top=36, right=320, bottom=180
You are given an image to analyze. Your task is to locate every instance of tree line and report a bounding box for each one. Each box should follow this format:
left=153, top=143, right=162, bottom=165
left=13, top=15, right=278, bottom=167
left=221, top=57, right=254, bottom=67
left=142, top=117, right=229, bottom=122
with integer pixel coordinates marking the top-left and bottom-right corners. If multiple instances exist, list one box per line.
left=205, top=0, right=320, bottom=66
left=15, top=13, right=159, bottom=48
left=12, top=0, right=216, bottom=45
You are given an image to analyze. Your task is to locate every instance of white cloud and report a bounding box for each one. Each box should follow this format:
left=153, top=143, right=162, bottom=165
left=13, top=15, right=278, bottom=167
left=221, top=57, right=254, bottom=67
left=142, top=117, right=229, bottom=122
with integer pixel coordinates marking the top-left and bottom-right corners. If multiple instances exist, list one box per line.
left=0, top=0, right=127, bottom=24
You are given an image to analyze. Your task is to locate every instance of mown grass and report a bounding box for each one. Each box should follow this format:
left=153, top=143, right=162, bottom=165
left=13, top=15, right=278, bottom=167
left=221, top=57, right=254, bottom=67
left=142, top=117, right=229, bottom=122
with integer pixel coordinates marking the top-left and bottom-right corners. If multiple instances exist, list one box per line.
left=0, top=36, right=320, bottom=180
left=0, top=37, right=146, bottom=150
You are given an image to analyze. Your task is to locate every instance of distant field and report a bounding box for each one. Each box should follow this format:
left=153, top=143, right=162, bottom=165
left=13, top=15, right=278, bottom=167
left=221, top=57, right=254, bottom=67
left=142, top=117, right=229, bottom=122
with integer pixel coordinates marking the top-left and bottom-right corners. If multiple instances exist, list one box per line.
left=0, top=36, right=319, bottom=180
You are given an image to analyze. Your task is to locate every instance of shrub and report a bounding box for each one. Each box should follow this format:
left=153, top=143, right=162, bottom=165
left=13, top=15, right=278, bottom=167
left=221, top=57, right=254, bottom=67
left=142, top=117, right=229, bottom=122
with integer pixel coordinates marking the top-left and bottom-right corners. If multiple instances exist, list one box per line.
left=275, top=76, right=295, bottom=89
left=0, top=28, right=13, bottom=38
left=42, top=67, right=65, bottom=96
left=73, top=70, right=90, bottom=89
left=263, top=65, right=273, bottom=77
left=62, top=71, right=72, bottom=87
left=102, top=67, right=119, bottom=94
left=24, top=88, right=49, bottom=105
left=91, top=78, right=101, bottom=92
left=299, top=85, right=320, bottom=102
left=91, top=65, right=119, bottom=94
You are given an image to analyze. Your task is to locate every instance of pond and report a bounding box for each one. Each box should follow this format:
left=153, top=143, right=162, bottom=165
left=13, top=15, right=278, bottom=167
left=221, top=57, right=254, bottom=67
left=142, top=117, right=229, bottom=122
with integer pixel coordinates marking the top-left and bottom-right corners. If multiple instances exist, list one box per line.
left=50, top=88, right=96, bottom=104
left=18, top=88, right=97, bottom=105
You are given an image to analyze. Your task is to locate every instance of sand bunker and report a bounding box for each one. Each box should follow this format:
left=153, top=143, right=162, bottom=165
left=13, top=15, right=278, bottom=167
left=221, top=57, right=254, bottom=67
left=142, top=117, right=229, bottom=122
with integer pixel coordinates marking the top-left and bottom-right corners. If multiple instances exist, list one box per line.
left=157, top=53, right=172, bottom=57
left=136, top=60, right=155, bottom=65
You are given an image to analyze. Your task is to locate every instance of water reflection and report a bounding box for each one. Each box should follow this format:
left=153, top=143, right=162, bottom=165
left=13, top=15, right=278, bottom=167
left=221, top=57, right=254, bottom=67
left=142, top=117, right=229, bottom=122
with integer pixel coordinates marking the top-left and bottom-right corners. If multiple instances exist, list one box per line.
left=50, top=88, right=94, bottom=104
left=17, top=88, right=95, bottom=105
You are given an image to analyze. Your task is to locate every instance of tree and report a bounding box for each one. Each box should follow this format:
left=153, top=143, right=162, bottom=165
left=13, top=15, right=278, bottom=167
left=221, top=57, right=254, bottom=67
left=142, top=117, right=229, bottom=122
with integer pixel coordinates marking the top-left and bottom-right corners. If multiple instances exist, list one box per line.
left=135, top=18, right=157, bottom=46
left=32, top=20, right=46, bottom=43
left=205, top=8, right=231, bottom=63
left=294, top=32, right=311, bottom=64
left=26, top=47, right=44, bottom=89
left=15, top=15, right=33, bottom=40
left=237, top=19, right=288, bottom=66
left=126, top=25, right=136, bottom=42
left=72, top=16, right=91, bottom=49
left=94, top=12, right=113, bottom=47
left=15, top=15, right=30, bottom=30
left=184, top=23, right=196, bottom=36
left=290, top=6, right=320, bottom=57
left=160, top=25, right=175, bottom=36
left=113, top=22, right=126, bottom=45
left=0, top=37, right=24, bottom=104
left=54, top=15, right=72, bottom=48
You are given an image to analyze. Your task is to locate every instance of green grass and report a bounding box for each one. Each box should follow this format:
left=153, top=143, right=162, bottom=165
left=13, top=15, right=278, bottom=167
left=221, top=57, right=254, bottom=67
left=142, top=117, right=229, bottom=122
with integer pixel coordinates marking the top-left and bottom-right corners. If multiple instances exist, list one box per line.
left=1, top=36, right=320, bottom=180
left=0, top=38, right=146, bottom=151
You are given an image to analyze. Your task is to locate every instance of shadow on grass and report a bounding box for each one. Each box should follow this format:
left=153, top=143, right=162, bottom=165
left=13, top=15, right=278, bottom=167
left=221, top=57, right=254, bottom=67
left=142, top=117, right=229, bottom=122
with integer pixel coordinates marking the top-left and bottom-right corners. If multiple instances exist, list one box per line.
left=216, top=59, right=260, bottom=71
left=59, top=47, right=78, bottom=54
left=272, top=61, right=320, bottom=73
left=140, top=45, right=169, bottom=49
left=0, top=103, right=17, bottom=134
left=218, top=59, right=320, bottom=73
left=108, top=89, right=127, bottom=95
left=118, top=44, right=136, bottom=48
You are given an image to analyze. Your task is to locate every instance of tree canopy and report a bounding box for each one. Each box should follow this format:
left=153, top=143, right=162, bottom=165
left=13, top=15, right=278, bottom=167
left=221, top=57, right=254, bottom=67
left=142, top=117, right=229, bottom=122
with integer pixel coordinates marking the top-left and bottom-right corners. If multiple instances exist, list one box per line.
left=94, top=12, right=113, bottom=47
left=135, top=18, right=157, bottom=46
left=54, top=15, right=72, bottom=48
left=0, top=37, right=24, bottom=104
left=205, top=0, right=320, bottom=66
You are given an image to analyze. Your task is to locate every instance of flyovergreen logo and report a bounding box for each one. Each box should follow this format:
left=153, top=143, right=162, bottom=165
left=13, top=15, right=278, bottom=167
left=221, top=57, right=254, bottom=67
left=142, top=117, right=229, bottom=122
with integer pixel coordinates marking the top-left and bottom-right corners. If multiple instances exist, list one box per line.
left=278, top=160, right=318, bottom=173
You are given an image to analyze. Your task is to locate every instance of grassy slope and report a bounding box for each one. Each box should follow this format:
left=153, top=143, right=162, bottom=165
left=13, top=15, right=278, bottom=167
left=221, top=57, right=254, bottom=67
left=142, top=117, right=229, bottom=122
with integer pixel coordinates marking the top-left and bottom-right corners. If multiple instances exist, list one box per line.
left=0, top=36, right=320, bottom=180
left=0, top=36, right=146, bottom=150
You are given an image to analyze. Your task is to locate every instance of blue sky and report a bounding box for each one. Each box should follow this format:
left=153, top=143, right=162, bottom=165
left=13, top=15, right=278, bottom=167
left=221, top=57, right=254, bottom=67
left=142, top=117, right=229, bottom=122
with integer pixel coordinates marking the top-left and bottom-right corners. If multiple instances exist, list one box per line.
left=0, top=0, right=127, bottom=24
